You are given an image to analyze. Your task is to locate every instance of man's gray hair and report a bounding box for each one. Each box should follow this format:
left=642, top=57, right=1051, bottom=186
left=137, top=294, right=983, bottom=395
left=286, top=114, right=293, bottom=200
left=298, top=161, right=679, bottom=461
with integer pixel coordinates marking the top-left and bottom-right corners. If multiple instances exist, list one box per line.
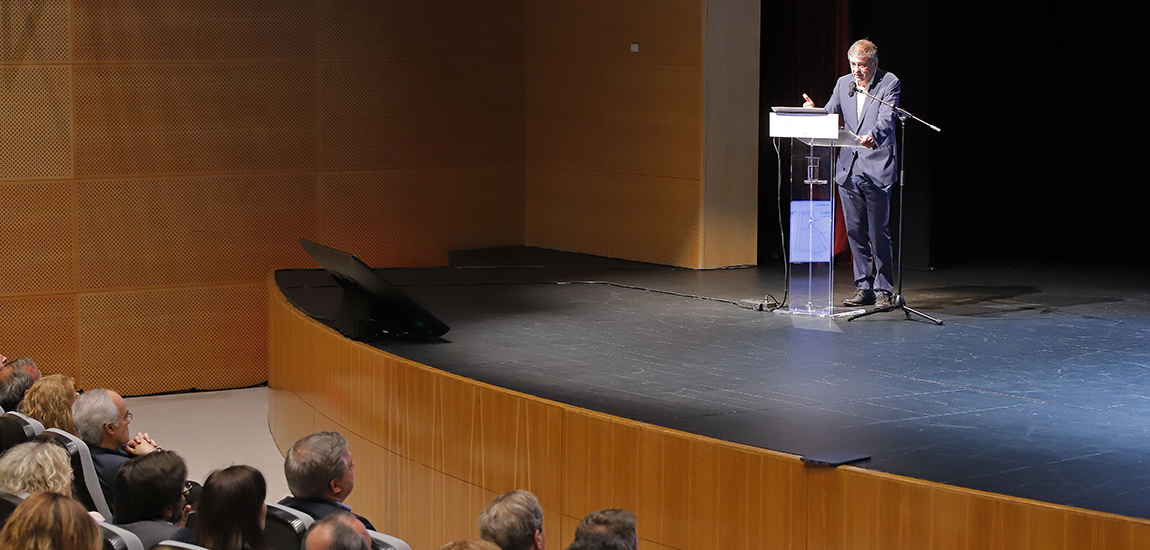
left=285, top=431, right=350, bottom=499
left=4, top=357, right=37, bottom=371
left=0, top=371, right=34, bottom=412
left=477, top=489, right=543, bottom=550
left=848, top=39, right=878, bottom=62
left=302, top=512, right=369, bottom=550
left=575, top=509, right=637, bottom=550
left=72, top=388, right=121, bottom=444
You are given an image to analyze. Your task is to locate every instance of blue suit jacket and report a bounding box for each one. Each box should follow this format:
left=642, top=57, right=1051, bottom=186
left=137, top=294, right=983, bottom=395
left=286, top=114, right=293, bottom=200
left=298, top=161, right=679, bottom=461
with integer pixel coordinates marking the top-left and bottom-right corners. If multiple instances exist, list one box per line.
left=823, top=68, right=900, bottom=189
left=278, top=496, right=376, bottom=531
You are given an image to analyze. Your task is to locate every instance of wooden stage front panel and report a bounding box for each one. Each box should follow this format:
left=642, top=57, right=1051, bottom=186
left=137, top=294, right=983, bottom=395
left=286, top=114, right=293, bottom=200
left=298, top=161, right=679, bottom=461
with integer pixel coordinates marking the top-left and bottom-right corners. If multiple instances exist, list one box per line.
left=266, top=274, right=1150, bottom=550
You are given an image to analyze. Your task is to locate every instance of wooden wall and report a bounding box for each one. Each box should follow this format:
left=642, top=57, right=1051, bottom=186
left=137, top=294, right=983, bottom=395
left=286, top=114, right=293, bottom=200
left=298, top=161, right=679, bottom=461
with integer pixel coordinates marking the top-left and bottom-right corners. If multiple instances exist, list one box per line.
left=524, top=0, right=759, bottom=269
left=268, top=277, right=1150, bottom=550
left=2, top=0, right=757, bottom=394
left=1, top=1, right=524, bottom=394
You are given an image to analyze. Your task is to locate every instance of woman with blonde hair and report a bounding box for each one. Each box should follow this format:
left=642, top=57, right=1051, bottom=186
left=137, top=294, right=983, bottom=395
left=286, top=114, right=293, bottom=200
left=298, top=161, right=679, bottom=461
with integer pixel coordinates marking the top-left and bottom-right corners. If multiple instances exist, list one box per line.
left=18, top=373, right=79, bottom=434
left=0, top=440, right=73, bottom=496
left=0, top=491, right=102, bottom=550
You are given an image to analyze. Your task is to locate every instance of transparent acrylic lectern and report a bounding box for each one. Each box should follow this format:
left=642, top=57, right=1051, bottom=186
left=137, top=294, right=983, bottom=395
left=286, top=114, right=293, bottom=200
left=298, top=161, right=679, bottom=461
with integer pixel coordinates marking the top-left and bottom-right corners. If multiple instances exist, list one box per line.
left=769, top=110, right=866, bottom=317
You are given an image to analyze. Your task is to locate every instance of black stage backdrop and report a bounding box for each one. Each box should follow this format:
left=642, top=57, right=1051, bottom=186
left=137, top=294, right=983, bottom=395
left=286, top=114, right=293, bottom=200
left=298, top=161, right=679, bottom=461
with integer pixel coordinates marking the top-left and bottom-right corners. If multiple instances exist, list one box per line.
left=760, top=2, right=1139, bottom=268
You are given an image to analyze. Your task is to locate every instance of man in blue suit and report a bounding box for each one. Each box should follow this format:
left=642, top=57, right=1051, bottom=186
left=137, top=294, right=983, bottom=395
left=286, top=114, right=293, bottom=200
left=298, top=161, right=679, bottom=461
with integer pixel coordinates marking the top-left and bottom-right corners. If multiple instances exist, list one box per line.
left=279, top=431, right=376, bottom=531
left=804, top=39, right=900, bottom=308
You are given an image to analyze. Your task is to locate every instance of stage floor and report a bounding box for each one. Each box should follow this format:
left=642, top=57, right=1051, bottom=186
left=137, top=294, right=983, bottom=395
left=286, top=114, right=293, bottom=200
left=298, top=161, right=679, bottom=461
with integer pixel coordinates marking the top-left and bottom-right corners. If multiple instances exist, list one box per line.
left=276, top=247, right=1150, bottom=520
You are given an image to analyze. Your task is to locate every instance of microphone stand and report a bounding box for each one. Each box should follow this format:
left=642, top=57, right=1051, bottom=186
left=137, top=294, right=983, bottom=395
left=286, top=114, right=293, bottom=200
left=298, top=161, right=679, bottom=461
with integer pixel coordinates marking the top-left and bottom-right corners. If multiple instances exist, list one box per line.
left=846, top=84, right=943, bottom=325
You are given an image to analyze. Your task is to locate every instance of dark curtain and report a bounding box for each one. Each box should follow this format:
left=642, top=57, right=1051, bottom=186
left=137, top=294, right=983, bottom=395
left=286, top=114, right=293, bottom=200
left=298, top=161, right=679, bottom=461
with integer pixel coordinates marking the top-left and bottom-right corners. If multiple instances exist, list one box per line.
left=758, top=0, right=850, bottom=264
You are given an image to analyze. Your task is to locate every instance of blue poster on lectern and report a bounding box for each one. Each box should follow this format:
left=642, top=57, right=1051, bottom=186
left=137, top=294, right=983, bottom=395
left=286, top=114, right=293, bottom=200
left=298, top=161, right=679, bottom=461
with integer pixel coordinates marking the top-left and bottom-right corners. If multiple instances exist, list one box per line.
left=789, top=200, right=833, bottom=263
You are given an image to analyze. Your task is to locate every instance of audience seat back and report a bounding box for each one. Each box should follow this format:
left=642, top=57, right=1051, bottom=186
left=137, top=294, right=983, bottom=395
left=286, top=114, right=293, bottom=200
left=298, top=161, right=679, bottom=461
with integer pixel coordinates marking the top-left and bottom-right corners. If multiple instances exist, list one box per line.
left=100, top=521, right=145, bottom=550
left=0, top=412, right=44, bottom=454
left=155, top=543, right=211, bottom=550
left=43, top=427, right=114, bottom=520
left=369, top=529, right=413, bottom=550
left=0, top=491, right=25, bottom=531
left=265, top=501, right=313, bottom=550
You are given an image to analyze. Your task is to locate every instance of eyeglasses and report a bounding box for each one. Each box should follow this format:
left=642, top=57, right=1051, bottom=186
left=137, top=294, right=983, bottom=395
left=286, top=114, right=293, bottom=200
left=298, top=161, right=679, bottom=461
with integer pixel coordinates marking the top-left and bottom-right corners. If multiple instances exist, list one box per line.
left=124, top=411, right=134, bottom=422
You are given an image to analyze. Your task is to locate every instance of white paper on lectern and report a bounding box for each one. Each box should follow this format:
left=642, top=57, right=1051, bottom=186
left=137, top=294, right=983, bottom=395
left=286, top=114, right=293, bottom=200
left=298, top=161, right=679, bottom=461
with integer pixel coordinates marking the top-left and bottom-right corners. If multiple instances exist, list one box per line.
left=789, top=200, right=834, bottom=263
left=768, top=112, right=838, bottom=139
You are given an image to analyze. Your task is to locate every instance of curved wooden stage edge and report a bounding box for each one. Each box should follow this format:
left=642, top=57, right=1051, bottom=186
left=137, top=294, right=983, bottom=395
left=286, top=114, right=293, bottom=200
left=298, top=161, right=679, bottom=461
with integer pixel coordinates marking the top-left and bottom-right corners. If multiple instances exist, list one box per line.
left=266, top=274, right=1150, bottom=550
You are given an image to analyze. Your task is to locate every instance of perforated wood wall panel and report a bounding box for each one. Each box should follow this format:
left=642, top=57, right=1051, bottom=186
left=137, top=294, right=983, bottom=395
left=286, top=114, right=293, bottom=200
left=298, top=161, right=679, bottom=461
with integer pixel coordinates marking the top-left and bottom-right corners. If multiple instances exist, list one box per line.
left=0, top=0, right=70, bottom=63
left=0, top=296, right=77, bottom=379
left=0, top=68, right=72, bottom=180
left=2, top=0, right=728, bottom=393
left=78, top=285, right=265, bottom=394
left=607, top=64, right=702, bottom=180
left=525, top=167, right=610, bottom=256
left=319, top=0, right=525, bottom=61
left=526, top=0, right=703, bottom=65
left=319, top=63, right=524, bottom=170
left=526, top=63, right=611, bottom=172
left=73, top=1, right=315, bottom=62
left=525, top=0, right=705, bottom=267
left=526, top=0, right=612, bottom=63
left=77, top=175, right=316, bottom=289
left=74, top=65, right=315, bottom=177
left=608, top=0, right=704, bottom=65
left=606, top=173, right=700, bottom=266
left=318, top=167, right=524, bottom=268
left=527, top=168, right=699, bottom=266
left=0, top=181, right=74, bottom=294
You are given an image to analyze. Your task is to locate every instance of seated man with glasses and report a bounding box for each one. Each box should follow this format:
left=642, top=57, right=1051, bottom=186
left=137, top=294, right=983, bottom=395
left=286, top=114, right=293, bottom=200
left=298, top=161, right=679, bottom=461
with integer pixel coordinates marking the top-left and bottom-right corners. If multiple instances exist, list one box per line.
left=114, top=450, right=196, bottom=547
left=72, top=388, right=165, bottom=513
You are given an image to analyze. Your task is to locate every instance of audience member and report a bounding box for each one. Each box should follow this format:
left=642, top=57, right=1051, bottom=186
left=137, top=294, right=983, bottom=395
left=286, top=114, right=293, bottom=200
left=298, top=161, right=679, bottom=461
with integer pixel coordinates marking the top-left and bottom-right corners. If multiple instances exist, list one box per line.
left=0, top=440, right=73, bottom=496
left=280, top=431, right=375, bottom=530
left=302, top=511, right=371, bottom=550
left=114, top=450, right=195, bottom=547
left=18, top=374, right=79, bottom=434
left=477, top=489, right=545, bottom=550
left=574, top=509, right=637, bottom=550
left=195, top=465, right=267, bottom=550
left=0, top=491, right=102, bottom=550
left=0, top=357, right=42, bottom=411
left=439, top=541, right=502, bottom=550
left=0, top=371, right=33, bottom=413
left=72, top=388, right=162, bottom=510
left=0, top=358, right=40, bottom=411
left=565, top=533, right=631, bottom=550
left=0, top=357, right=41, bottom=383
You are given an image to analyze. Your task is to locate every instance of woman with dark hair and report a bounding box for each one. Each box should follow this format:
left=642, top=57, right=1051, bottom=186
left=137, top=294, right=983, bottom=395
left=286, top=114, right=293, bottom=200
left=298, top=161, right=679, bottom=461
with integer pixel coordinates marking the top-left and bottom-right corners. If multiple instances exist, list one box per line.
left=114, top=451, right=195, bottom=547
left=195, top=465, right=268, bottom=550
left=0, top=491, right=102, bottom=550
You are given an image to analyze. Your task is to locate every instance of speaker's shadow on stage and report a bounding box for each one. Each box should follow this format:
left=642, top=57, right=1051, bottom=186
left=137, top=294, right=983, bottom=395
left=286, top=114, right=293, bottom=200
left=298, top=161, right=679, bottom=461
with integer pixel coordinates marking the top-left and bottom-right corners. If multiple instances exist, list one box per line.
left=910, top=285, right=1122, bottom=315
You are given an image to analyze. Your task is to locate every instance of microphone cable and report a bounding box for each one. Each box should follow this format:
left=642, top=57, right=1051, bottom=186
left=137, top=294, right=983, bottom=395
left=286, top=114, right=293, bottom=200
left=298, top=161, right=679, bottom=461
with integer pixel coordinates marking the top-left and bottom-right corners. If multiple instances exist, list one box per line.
left=767, top=136, right=789, bottom=311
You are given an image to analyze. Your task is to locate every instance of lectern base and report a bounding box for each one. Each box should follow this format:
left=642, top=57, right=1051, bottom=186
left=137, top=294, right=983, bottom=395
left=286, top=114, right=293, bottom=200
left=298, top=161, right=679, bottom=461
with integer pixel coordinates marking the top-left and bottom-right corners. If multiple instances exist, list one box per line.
left=774, top=305, right=865, bottom=319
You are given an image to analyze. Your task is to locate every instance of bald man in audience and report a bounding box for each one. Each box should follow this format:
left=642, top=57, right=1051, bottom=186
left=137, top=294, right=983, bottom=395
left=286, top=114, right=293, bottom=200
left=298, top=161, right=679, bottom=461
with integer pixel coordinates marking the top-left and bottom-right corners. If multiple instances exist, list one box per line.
left=302, top=512, right=371, bottom=550
left=478, top=489, right=545, bottom=550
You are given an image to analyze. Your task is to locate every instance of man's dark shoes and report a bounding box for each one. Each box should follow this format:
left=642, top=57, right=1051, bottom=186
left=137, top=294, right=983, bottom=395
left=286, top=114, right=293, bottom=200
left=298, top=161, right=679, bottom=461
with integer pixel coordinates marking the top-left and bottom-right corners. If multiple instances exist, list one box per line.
left=874, top=291, right=894, bottom=309
left=843, top=288, right=875, bottom=307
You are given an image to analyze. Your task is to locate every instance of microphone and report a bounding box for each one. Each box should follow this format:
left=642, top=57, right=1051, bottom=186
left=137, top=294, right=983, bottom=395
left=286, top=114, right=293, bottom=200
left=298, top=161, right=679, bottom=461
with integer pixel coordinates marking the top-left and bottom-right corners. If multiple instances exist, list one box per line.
left=848, top=81, right=857, bottom=97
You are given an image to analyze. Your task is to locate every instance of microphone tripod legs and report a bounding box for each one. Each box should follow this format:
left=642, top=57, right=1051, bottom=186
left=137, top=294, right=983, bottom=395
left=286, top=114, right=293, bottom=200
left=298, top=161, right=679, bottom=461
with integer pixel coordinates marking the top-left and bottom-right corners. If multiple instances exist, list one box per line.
left=847, top=294, right=943, bottom=324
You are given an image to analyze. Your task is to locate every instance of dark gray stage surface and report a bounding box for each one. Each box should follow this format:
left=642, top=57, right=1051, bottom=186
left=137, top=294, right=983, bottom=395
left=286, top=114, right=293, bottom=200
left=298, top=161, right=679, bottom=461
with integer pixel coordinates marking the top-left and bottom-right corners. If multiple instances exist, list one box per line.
left=276, top=247, right=1150, bottom=520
